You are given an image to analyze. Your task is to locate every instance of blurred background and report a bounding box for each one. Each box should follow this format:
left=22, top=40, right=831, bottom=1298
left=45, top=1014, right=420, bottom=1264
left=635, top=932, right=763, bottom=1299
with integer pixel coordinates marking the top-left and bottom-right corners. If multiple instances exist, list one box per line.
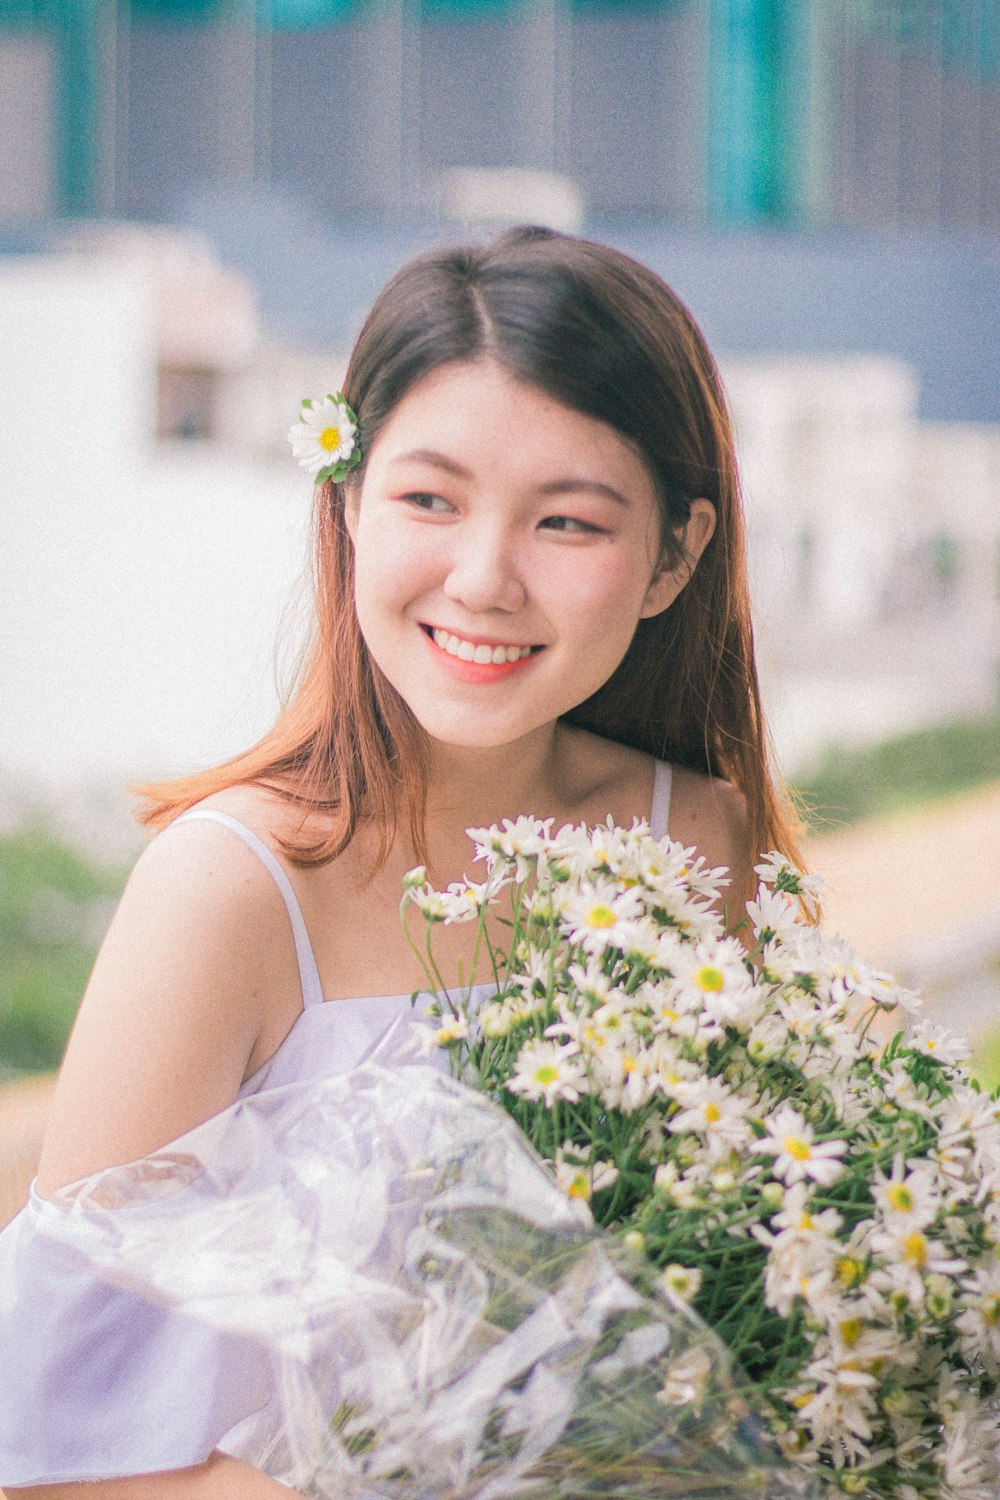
left=1, top=0, right=998, bottom=1213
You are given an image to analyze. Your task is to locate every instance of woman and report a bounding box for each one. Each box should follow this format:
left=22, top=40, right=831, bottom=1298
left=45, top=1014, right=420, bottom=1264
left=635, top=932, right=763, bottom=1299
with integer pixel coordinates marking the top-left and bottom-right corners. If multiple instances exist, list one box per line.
left=1, top=225, right=802, bottom=1497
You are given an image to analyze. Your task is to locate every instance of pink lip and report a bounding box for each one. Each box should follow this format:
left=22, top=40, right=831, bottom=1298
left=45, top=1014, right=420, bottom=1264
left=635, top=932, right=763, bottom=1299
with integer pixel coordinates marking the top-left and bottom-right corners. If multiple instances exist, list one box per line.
left=422, top=627, right=543, bottom=684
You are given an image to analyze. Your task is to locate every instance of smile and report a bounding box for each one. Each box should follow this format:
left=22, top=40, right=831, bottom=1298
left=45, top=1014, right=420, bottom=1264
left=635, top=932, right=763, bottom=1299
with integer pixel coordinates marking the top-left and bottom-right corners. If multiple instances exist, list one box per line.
left=429, top=628, right=539, bottom=665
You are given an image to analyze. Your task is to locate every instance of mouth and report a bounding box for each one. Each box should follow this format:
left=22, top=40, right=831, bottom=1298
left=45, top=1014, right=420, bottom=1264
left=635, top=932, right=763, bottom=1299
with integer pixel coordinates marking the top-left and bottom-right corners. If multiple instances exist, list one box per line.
left=424, top=626, right=543, bottom=666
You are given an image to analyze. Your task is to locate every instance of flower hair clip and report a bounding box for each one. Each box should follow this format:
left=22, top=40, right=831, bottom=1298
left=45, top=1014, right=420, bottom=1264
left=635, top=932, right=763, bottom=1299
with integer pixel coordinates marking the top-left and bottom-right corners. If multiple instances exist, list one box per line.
left=288, top=393, right=362, bottom=483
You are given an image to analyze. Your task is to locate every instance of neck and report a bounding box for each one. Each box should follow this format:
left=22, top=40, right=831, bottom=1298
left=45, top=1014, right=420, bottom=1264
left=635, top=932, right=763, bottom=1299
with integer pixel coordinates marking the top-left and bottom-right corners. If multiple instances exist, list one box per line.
left=423, top=723, right=569, bottom=843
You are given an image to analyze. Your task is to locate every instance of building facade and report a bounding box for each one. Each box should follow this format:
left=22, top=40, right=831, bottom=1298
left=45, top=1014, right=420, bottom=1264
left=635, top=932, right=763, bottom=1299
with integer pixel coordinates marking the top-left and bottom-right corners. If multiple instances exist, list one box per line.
left=1, top=0, right=997, bottom=226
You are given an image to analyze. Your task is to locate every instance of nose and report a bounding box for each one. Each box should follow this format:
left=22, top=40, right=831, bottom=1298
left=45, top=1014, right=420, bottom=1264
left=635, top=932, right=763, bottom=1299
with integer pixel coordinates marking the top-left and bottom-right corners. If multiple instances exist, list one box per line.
left=441, top=520, right=527, bottom=614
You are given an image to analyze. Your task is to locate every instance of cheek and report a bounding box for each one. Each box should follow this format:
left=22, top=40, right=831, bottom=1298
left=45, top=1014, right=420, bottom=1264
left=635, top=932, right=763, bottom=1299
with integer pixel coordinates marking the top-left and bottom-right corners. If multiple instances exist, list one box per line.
left=549, top=551, right=654, bottom=636
left=352, top=514, right=432, bottom=612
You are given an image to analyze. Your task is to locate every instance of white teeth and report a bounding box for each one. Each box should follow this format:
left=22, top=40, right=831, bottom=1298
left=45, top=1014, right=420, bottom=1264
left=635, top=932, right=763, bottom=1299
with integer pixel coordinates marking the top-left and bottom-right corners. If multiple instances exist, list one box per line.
left=431, top=628, right=535, bottom=664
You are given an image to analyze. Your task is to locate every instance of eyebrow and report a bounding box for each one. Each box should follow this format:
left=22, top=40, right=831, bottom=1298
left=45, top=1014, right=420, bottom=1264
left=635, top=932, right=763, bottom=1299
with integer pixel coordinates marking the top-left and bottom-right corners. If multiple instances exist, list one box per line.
left=389, top=449, right=632, bottom=507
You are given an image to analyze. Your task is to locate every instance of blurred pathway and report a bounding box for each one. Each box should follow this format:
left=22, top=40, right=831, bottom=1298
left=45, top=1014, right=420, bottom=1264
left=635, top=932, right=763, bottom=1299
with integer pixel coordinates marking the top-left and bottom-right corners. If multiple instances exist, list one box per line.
left=804, top=781, right=1000, bottom=1041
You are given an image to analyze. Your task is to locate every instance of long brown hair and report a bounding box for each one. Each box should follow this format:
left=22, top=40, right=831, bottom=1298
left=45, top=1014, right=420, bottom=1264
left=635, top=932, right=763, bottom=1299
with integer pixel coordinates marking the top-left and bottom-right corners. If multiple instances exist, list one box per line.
left=136, top=227, right=804, bottom=869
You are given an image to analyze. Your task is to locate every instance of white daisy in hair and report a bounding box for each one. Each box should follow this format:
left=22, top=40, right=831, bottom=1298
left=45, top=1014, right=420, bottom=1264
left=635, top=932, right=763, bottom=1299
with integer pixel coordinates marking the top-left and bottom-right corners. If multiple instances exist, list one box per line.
left=288, top=392, right=361, bottom=482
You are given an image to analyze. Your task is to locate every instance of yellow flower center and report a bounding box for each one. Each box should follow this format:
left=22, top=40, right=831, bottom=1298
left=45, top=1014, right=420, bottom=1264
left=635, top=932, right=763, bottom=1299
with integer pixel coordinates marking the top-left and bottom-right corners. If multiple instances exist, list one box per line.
left=566, top=1171, right=591, bottom=1200
left=533, top=1064, right=560, bottom=1085
left=704, top=1102, right=722, bottom=1125
left=695, top=966, right=725, bottom=993
left=837, top=1256, right=864, bottom=1288
left=622, top=1054, right=638, bottom=1076
left=903, top=1231, right=927, bottom=1267
left=585, top=905, right=617, bottom=929
left=782, top=1135, right=812, bottom=1162
left=887, top=1183, right=914, bottom=1213
left=319, top=425, right=341, bottom=452
left=838, top=1318, right=862, bottom=1347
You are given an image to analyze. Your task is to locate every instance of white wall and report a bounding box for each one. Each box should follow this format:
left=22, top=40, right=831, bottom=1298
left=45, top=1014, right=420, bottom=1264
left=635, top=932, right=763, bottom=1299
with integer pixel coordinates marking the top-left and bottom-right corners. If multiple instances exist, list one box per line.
left=0, top=257, right=310, bottom=787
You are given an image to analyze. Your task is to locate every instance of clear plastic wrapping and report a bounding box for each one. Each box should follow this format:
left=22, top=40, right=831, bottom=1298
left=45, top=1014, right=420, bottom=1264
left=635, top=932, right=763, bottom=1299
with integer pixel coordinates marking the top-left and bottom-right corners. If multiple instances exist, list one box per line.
left=38, top=1027, right=815, bottom=1500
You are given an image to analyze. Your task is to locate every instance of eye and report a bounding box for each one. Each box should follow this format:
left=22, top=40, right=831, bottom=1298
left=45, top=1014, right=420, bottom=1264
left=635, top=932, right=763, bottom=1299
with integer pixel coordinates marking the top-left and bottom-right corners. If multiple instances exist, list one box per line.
left=539, top=514, right=604, bottom=535
left=403, top=492, right=454, bottom=514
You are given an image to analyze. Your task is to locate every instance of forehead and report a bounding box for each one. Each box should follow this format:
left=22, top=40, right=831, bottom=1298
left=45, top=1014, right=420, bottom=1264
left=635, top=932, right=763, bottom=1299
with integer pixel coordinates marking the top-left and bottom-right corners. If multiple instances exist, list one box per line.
left=366, top=358, right=657, bottom=498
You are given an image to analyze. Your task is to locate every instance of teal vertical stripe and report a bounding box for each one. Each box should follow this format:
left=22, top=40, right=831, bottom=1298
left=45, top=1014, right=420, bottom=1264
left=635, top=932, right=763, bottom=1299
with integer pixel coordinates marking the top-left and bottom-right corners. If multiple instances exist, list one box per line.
left=56, top=0, right=100, bottom=213
left=707, top=0, right=822, bottom=227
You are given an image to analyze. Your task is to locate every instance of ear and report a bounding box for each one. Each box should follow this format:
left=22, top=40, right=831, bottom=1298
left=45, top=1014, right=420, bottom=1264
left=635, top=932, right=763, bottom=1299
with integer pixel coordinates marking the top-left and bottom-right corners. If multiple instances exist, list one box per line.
left=640, top=498, right=717, bottom=619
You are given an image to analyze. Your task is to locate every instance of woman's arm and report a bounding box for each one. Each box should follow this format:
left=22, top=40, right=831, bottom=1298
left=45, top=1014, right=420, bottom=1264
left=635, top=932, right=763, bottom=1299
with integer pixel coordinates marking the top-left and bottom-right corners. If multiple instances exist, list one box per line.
left=36, top=817, right=296, bottom=1192
left=7, top=821, right=306, bottom=1496
left=5, top=1450, right=294, bottom=1497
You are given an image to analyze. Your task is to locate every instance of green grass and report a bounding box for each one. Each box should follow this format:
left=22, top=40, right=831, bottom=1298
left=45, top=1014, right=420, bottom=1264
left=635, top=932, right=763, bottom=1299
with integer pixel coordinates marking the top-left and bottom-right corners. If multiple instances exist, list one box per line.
left=0, top=824, right=127, bottom=1074
left=793, top=711, right=1000, bottom=832
left=971, top=998, right=1000, bottom=1093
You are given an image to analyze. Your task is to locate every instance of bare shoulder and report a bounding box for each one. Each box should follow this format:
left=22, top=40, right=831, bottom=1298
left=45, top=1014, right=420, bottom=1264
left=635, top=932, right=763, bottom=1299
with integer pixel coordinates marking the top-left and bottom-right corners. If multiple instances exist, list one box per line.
left=669, top=767, right=755, bottom=928
left=36, top=785, right=306, bottom=1194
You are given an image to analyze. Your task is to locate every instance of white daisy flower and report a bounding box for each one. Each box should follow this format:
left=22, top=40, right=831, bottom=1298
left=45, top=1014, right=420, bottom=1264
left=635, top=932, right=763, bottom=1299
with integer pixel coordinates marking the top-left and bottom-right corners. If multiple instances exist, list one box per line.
left=870, top=1157, right=940, bottom=1231
left=939, top=1408, right=1000, bottom=1496
left=753, top=1106, right=847, bottom=1187
left=431, top=1016, right=469, bottom=1047
left=908, top=1019, right=971, bottom=1066
left=552, top=1144, right=618, bottom=1202
left=745, top=883, right=802, bottom=945
left=956, top=1262, right=1000, bottom=1368
left=591, top=1042, right=657, bottom=1113
left=288, top=393, right=360, bottom=481
left=507, top=1039, right=587, bottom=1107
left=871, top=1228, right=966, bottom=1305
left=668, top=938, right=762, bottom=1031
left=668, top=1076, right=754, bottom=1160
left=561, top=880, right=644, bottom=954
left=753, top=851, right=825, bottom=900
left=467, top=815, right=553, bottom=878
left=660, top=1264, right=703, bottom=1303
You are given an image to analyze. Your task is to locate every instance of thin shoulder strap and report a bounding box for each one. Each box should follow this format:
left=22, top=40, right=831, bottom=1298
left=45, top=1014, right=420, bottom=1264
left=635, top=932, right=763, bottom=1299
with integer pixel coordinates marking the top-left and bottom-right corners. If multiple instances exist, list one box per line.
left=649, top=760, right=673, bottom=840
left=173, top=808, right=325, bottom=1010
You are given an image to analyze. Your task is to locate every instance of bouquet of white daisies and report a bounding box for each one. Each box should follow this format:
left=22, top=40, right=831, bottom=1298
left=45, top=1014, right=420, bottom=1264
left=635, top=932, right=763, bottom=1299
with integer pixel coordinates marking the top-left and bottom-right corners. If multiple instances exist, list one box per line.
left=404, top=817, right=1000, bottom=1500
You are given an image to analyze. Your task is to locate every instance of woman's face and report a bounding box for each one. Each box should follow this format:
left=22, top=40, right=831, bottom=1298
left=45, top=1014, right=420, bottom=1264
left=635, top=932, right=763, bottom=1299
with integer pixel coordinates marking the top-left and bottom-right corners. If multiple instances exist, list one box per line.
left=345, top=359, right=713, bottom=755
